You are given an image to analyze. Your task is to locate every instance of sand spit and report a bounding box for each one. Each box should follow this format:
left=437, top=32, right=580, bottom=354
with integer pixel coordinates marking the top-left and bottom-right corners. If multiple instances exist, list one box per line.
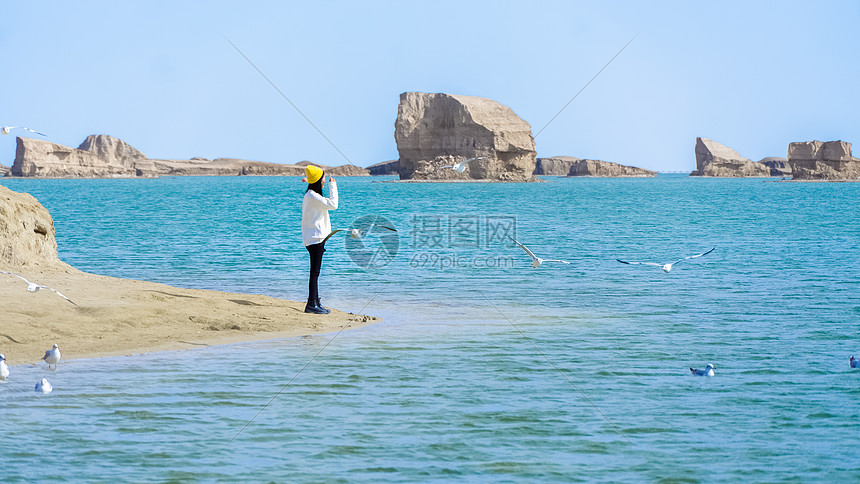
left=0, top=266, right=378, bottom=365
left=0, top=183, right=378, bottom=365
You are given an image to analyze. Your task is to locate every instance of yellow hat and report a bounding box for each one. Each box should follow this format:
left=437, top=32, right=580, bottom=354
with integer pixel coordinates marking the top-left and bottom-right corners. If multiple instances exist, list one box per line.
left=305, top=165, right=323, bottom=184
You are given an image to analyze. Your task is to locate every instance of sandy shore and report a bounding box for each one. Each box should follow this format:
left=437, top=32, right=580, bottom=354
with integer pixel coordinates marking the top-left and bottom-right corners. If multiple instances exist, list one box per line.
left=0, top=265, right=379, bottom=365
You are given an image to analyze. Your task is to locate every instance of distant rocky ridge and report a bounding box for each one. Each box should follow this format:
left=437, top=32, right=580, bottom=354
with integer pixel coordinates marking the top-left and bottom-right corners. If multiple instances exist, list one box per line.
left=534, top=156, right=581, bottom=176
left=0, top=164, right=9, bottom=177
left=366, top=160, right=399, bottom=175
left=758, top=157, right=791, bottom=177
left=394, top=92, right=537, bottom=182
left=535, top=156, right=654, bottom=177
left=691, top=138, right=770, bottom=177
left=787, top=140, right=860, bottom=180
left=9, top=135, right=369, bottom=178
left=294, top=160, right=369, bottom=177
left=567, top=159, right=656, bottom=177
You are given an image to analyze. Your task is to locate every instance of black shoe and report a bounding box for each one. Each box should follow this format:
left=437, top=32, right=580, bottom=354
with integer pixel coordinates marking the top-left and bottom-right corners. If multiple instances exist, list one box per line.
left=304, top=299, right=328, bottom=314
left=315, top=297, right=331, bottom=314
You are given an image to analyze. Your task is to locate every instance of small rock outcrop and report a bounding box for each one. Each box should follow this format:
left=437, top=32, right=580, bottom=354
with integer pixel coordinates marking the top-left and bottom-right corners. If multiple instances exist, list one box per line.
left=691, top=138, right=770, bottom=177
left=567, top=159, right=656, bottom=177
left=394, top=92, right=537, bottom=182
left=535, top=156, right=655, bottom=177
left=366, top=160, right=399, bottom=175
left=0, top=184, right=65, bottom=268
left=0, top=164, right=9, bottom=177
left=787, top=140, right=860, bottom=180
left=758, top=157, right=792, bottom=177
left=535, top=156, right=581, bottom=176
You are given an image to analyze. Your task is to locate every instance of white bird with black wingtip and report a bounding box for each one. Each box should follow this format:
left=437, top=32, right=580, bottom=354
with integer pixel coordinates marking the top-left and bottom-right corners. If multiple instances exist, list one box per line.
left=507, top=235, right=570, bottom=268
left=690, top=364, right=715, bottom=376
left=1, top=126, right=46, bottom=136
left=439, top=156, right=487, bottom=173
left=616, top=247, right=716, bottom=273
left=42, top=344, right=61, bottom=370
left=322, top=223, right=397, bottom=244
left=0, top=271, right=78, bottom=306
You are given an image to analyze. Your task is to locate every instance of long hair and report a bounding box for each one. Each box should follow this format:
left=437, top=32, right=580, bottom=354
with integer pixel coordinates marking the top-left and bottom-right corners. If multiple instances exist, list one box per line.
left=306, top=171, right=324, bottom=196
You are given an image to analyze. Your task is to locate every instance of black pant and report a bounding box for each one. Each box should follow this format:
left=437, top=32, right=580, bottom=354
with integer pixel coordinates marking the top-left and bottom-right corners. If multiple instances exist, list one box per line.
left=306, top=242, right=325, bottom=302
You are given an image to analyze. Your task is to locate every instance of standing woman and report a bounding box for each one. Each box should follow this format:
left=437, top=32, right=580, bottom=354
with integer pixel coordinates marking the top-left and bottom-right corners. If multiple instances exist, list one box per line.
left=301, top=165, right=338, bottom=314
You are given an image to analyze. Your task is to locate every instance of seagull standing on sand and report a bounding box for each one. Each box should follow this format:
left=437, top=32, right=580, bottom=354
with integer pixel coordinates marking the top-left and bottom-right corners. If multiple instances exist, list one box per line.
left=439, top=156, right=487, bottom=173
left=42, top=344, right=61, bottom=370
left=616, top=247, right=716, bottom=273
left=1, top=126, right=46, bottom=136
left=35, top=378, right=52, bottom=393
left=0, top=354, right=9, bottom=381
left=507, top=235, right=570, bottom=268
left=851, top=356, right=859, bottom=369
left=0, top=271, right=78, bottom=306
left=690, top=364, right=716, bottom=376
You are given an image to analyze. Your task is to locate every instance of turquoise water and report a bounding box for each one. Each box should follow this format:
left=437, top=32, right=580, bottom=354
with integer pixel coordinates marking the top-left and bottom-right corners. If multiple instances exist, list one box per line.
left=1, top=175, right=859, bottom=482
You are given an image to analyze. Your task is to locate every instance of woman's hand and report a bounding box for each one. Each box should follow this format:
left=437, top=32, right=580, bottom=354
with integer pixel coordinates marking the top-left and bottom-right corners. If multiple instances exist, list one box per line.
left=329, top=176, right=335, bottom=183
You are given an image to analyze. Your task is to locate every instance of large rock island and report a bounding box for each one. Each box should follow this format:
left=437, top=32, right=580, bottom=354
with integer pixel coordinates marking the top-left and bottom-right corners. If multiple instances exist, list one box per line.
left=8, top=135, right=368, bottom=178
left=394, top=92, right=537, bottom=182
left=787, top=140, right=860, bottom=180
left=691, top=137, right=771, bottom=177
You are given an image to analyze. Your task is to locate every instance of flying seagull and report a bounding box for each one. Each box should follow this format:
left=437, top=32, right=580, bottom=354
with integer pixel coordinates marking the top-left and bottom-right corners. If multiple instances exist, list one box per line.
left=616, top=247, right=716, bottom=273
left=851, top=356, right=859, bottom=369
left=35, top=378, right=52, bottom=394
left=690, top=364, right=715, bottom=376
left=42, top=344, right=61, bottom=370
left=1, top=126, right=46, bottom=136
left=0, top=354, right=9, bottom=381
left=507, top=235, right=570, bottom=268
left=322, top=224, right=397, bottom=244
left=440, top=156, right=487, bottom=173
left=0, top=271, right=78, bottom=306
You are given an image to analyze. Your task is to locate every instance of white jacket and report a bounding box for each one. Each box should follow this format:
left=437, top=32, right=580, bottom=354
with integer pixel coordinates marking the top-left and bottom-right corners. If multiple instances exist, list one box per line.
left=301, top=180, right=338, bottom=246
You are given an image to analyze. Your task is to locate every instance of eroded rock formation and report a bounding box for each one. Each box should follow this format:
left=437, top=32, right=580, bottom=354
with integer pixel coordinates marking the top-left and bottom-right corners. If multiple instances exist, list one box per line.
left=366, top=160, right=399, bottom=175
left=758, top=157, right=791, bottom=177
left=787, top=140, right=860, bottom=180
left=394, top=92, right=537, bottom=182
left=12, top=136, right=149, bottom=178
left=535, top=156, right=581, bottom=176
left=0, top=184, right=66, bottom=268
left=0, top=164, right=9, bottom=177
left=567, top=159, right=656, bottom=177
left=293, top=161, right=369, bottom=177
left=9, top=136, right=369, bottom=178
left=691, top=138, right=770, bottom=177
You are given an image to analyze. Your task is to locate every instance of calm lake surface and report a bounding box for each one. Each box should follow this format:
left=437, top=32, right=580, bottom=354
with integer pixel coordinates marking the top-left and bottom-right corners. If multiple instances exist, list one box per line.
left=1, top=175, right=858, bottom=482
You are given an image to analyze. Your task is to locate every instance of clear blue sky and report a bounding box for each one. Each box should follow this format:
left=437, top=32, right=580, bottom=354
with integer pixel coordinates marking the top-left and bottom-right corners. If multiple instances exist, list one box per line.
left=2, top=1, right=858, bottom=171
